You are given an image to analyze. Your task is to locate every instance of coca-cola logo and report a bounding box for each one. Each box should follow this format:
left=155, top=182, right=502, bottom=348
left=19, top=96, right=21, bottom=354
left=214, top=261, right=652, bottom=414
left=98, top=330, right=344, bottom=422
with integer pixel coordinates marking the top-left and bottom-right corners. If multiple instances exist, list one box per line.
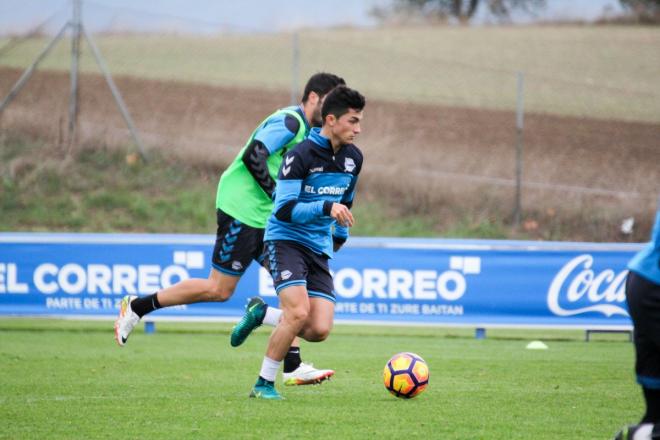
left=547, top=254, right=629, bottom=317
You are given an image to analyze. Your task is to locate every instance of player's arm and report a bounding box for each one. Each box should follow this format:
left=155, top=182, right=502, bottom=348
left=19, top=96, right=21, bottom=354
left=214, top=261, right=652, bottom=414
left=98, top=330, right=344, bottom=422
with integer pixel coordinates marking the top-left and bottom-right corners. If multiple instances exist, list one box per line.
left=652, top=203, right=660, bottom=249
left=332, top=176, right=359, bottom=252
left=273, top=151, right=342, bottom=224
left=241, top=140, right=276, bottom=198
left=241, top=113, right=300, bottom=199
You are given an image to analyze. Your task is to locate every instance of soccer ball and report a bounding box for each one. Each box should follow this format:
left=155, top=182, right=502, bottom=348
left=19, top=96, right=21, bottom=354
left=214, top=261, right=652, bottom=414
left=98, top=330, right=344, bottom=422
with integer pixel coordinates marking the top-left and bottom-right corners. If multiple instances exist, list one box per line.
left=383, top=352, right=429, bottom=398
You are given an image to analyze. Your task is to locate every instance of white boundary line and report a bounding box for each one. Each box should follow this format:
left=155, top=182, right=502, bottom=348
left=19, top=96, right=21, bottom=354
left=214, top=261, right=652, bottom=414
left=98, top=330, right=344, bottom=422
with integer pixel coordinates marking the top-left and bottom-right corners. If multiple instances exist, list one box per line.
left=0, top=232, right=644, bottom=252
left=0, top=314, right=632, bottom=331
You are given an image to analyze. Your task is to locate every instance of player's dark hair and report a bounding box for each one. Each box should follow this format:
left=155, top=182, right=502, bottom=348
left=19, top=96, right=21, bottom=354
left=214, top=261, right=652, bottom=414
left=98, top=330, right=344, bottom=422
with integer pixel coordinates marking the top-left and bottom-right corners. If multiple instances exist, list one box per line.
left=302, top=72, right=345, bottom=103
left=321, top=86, right=366, bottom=121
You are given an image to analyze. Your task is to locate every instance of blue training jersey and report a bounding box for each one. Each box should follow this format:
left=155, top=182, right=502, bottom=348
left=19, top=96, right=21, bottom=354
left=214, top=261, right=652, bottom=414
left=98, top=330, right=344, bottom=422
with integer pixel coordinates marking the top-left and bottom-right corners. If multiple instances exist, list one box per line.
left=628, top=200, right=660, bottom=285
left=264, top=127, right=363, bottom=257
left=254, top=105, right=310, bottom=154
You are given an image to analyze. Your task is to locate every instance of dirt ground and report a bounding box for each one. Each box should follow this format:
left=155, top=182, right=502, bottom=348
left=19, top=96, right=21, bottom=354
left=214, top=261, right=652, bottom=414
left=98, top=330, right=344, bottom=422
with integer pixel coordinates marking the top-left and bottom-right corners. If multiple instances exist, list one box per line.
left=1, top=67, right=659, bottom=240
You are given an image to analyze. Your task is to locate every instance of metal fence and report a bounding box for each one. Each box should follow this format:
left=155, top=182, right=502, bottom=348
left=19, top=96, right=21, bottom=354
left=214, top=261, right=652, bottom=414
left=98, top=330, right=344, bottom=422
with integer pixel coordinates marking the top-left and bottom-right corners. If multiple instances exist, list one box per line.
left=1, top=1, right=658, bottom=239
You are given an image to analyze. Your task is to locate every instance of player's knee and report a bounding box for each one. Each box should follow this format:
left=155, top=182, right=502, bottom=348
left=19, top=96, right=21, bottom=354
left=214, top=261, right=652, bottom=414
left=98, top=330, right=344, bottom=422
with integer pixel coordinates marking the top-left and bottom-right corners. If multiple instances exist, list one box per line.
left=284, top=306, right=309, bottom=327
left=206, top=283, right=235, bottom=302
left=305, top=323, right=332, bottom=342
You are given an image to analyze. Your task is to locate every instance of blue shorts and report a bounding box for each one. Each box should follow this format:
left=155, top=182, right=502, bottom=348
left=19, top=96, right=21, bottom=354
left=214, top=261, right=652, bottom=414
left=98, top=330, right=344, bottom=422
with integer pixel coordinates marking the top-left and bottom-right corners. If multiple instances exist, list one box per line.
left=211, top=209, right=264, bottom=276
left=263, top=240, right=335, bottom=303
left=626, top=271, right=660, bottom=389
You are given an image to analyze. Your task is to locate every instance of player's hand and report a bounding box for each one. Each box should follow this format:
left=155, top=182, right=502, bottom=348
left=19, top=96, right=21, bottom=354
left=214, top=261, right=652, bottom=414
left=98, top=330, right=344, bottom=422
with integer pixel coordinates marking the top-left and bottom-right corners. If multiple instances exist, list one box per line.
left=330, top=203, right=354, bottom=227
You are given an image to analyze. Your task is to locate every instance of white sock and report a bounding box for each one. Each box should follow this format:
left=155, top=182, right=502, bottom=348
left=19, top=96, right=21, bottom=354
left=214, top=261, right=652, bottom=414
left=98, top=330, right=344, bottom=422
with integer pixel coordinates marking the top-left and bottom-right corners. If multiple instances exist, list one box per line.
left=259, top=356, right=281, bottom=382
left=632, top=424, right=653, bottom=440
left=263, top=306, right=282, bottom=326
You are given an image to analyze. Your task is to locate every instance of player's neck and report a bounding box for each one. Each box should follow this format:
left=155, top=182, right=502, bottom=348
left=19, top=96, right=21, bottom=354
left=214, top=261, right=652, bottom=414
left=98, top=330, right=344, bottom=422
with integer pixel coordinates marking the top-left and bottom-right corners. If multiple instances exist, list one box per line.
left=320, top=126, right=342, bottom=154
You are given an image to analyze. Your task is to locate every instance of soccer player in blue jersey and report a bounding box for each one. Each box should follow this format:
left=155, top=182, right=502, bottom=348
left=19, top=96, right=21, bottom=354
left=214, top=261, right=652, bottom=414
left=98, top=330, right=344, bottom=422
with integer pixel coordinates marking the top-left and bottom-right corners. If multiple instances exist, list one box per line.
left=614, top=197, right=660, bottom=440
left=115, top=73, right=345, bottom=386
left=234, top=85, right=366, bottom=399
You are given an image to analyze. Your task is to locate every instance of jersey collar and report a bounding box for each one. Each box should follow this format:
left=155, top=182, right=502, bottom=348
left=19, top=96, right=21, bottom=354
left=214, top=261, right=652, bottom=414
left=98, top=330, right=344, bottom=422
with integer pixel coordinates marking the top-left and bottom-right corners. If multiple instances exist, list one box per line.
left=309, top=127, right=332, bottom=150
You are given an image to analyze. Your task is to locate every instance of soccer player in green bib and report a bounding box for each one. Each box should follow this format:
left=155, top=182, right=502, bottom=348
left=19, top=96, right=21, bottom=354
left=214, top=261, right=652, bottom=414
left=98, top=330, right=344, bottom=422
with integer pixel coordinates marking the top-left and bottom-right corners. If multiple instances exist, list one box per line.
left=115, top=73, right=345, bottom=386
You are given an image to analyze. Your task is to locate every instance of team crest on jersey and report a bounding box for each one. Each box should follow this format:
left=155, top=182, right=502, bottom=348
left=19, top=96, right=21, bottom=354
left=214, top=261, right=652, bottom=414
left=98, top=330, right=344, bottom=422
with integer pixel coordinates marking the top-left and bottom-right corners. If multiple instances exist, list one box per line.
left=344, top=157, right=356, bottom=172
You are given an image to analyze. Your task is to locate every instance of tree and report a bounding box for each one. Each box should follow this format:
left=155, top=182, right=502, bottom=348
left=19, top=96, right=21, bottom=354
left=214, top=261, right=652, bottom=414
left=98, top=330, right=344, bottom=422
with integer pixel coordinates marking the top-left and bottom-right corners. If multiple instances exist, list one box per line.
left=619, top=0, right=660, bottom=23
left=370, top=0, right=547, bottom=24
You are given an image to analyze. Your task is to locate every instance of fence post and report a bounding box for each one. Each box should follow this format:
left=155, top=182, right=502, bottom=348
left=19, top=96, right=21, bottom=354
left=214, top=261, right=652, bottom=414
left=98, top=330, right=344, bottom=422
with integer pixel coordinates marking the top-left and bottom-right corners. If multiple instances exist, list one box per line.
left=68, top=0, right=82, bottom=147
left=290, top=31, right=299, bottom=105
left=513, top=71, right=525, bottom=227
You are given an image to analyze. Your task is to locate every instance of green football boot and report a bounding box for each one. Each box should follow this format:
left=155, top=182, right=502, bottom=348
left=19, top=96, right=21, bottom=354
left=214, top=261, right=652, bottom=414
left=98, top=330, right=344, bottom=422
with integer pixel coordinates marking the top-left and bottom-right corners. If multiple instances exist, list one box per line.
left=249, top=377, right=284, bottom=400
left=230, top=296, right=267, bottom=347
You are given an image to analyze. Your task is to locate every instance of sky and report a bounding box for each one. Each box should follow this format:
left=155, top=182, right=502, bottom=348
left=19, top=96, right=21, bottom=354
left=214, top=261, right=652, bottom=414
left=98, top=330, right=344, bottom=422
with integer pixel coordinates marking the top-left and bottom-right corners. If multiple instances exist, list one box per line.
left=0, top=0, right=625, bottom=35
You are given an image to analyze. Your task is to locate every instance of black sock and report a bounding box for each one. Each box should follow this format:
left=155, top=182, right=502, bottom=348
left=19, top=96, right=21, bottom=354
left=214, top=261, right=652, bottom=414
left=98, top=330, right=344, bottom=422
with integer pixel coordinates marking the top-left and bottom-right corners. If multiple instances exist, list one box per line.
left=641, top=387, right=660, bottom=424
left=130, top=292, right=162, bottom=318
left=283, top=347, right=302, bottom=373
left=258, top=376, right=274, bottom=385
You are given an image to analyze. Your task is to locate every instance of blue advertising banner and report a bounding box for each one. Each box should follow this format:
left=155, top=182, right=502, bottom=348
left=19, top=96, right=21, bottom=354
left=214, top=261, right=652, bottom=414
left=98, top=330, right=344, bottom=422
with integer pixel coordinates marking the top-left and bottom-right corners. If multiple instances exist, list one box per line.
left=0, top=233, right=641, bottom=328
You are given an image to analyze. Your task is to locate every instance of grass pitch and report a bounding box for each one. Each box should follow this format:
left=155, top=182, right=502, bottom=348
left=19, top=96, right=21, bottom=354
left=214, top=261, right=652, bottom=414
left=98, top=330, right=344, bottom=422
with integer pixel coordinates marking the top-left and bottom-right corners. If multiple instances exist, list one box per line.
left=0, top=319, right=640, bottom=439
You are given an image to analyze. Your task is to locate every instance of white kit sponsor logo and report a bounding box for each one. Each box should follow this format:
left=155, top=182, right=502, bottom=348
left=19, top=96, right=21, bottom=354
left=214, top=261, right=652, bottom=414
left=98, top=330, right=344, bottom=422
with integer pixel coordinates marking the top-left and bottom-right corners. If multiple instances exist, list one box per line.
left=547, top=254, right=628, bottom=317
left=0, top=251, right=204, bottom=296
left=304, top=185, right=348, bottom=195
left=344, top=157, right=356, bottom=172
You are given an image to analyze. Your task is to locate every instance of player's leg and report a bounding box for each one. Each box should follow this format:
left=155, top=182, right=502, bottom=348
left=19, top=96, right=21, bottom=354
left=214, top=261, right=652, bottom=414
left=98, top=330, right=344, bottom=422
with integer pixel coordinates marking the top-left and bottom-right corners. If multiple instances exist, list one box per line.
left=297, top=296, right=335, bottom=342
left=231, top=241, right=292, bottom=347
left=282, top=296, right=335, bottom=385
left=234, top=294, right=334, bottom=385
left=628, top=273, right=660, bottom=424
left=266, top=285, right=310, bottom=361
left=115, top=209, right=250, bottom=346
left=613, top=272, right=660, bottom=439
left=281, top=252, right=336, bottom=385
left=258, top=247, right=306, bottom=372
left=250, top=241, right=312, bottom=399
left=115, top=268, right=241, bottom=347
left=251, top=284, right=309, bottom=400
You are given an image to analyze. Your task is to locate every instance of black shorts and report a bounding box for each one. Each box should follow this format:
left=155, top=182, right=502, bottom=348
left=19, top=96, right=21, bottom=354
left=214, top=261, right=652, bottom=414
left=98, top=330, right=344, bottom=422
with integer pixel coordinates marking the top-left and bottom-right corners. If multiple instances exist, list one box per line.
left=263, top=240, right=335, bottom=303
left=211, top=209, right=265, bottom=276
left=626, top=271, right=660, bottom=389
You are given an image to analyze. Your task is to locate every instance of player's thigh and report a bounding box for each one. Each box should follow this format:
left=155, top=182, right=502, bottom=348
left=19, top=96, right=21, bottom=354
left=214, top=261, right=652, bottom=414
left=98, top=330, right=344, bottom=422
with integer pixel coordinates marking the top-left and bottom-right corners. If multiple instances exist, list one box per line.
left=211, top=209, right=264, bottom=276
left=263, top=240, right=308, bottom=294
left=626, top=272, right=660, bottom=384
left=278, top=284, right=311, bottom=323
left=307, top=297, right=335, bottom=333
left=305, top=252, right=335, bottom=335
left=627, top=272, right=660, bottom=344
left=305, top=249, right=335, bottom=304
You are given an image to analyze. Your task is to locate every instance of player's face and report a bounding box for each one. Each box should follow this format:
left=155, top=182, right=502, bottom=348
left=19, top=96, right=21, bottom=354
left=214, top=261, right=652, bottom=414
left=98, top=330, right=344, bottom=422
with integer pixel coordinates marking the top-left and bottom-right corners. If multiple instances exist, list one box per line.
left=329, top=108, right=363, bottom=145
